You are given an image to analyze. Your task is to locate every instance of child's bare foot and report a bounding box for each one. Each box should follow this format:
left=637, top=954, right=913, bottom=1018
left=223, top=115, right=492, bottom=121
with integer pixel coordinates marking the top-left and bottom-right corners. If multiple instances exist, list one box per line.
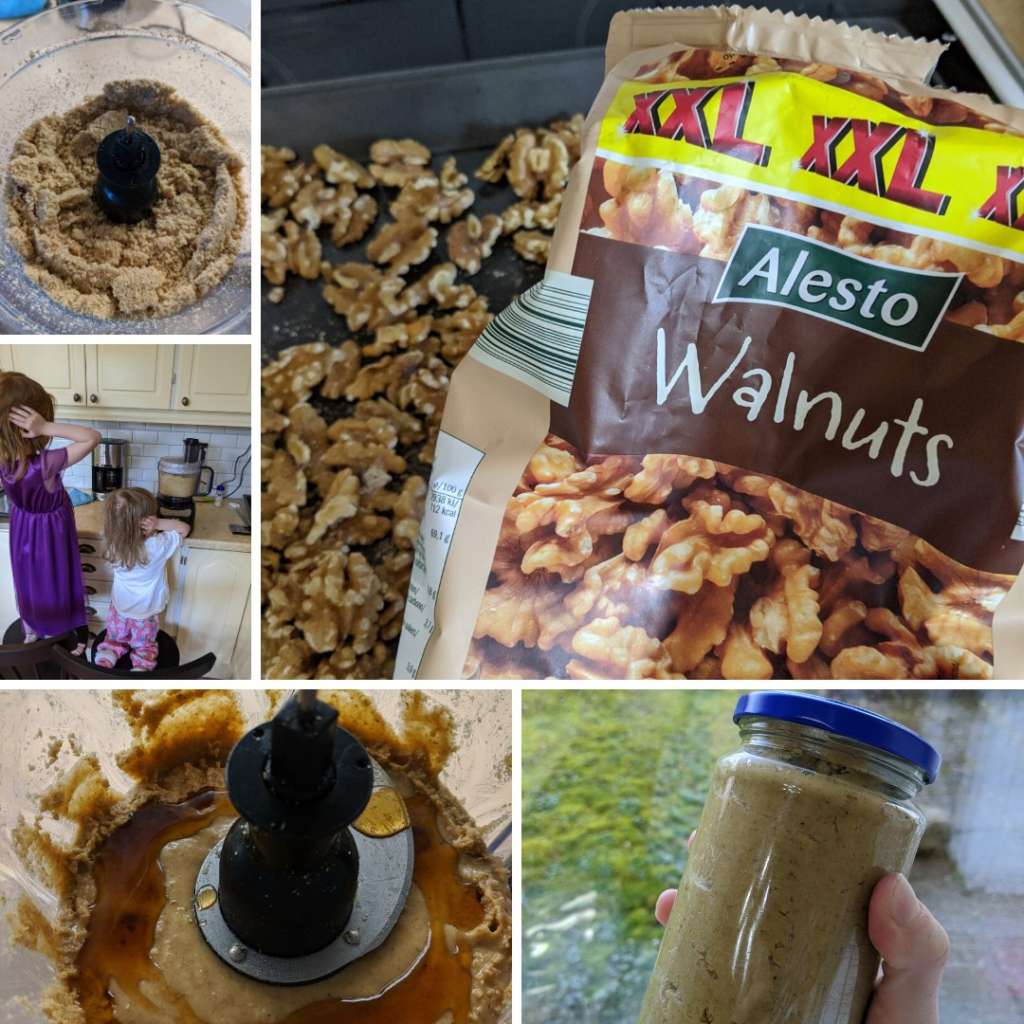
left=22, top=629, right=39, bottom=644
left=70, top=642, right=86, bottom=657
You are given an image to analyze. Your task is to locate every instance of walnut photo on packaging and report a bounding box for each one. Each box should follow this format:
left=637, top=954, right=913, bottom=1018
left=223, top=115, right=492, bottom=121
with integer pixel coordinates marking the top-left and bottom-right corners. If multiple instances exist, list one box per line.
left=467, top=438, right=1010, bottom=680
left=392, top=6, right=1024, bottom=681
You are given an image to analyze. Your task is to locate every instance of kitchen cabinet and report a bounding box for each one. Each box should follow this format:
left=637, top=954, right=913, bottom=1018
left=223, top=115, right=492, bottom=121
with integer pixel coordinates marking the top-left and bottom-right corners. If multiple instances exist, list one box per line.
left=173, top=345, right=251, bottom=414
left=0, top=344, right=88, bottom=408
left=165, top=550, right=183, bottom=641
left=231, top=590, right=252, bottom=680
left=171, top=546, right=251, bottom=677
left=90, top=541, right=250, bottom=678
left=78, top=536, right=112, bottom=636
left=85, top=345, right=174, bottom=410
left=0, top=344, right=249, bottom=428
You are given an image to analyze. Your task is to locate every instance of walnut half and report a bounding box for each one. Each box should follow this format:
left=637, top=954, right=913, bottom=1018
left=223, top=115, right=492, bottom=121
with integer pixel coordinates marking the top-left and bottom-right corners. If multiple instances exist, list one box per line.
left=447, top=214, right=502, bottom=275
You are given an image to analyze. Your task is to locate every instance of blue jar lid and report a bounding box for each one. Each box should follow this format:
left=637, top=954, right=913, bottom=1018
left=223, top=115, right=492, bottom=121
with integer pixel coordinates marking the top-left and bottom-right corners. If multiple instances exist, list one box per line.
left=734, top=691, right=941, bottom=784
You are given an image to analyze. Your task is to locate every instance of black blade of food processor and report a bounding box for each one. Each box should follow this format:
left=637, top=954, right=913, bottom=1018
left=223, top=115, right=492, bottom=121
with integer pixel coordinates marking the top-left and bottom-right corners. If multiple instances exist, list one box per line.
left=95, top=115, right=161, bottom=223
left=193, top=691, right=415, bottom=985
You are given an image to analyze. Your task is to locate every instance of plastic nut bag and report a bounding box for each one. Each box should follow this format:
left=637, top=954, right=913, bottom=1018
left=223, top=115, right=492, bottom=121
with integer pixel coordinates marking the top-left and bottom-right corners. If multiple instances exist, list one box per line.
left=395, top=5, right=1024, bottom=681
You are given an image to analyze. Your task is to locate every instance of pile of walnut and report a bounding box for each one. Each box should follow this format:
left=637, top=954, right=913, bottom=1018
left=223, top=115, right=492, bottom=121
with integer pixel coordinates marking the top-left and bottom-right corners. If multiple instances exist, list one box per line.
left=262, top=116, right=584, bottom=679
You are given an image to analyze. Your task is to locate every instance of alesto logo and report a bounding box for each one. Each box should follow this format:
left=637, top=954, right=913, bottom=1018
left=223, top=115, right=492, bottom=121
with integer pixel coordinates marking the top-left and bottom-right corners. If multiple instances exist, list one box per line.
left=713, top=225, right=963, bottom=351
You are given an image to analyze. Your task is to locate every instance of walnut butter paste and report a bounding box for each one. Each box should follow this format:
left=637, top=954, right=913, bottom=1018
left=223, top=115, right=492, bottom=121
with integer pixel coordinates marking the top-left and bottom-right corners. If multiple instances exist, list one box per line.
left=638, top=694, right=935, bottom=1024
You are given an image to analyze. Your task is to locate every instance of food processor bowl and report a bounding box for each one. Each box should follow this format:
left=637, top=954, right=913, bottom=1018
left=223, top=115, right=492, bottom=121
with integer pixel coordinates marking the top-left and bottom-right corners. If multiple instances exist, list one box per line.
left=0, top=690, right=512, bottom=1023
left=0, top=0, right=251, bottom=334
left=158, top=455, right=204, bottom=499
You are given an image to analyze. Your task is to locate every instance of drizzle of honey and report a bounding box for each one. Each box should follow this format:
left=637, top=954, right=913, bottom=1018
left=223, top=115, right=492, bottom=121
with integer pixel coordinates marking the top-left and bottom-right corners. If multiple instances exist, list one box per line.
left=195, top=886, right=218, bottom=910
left=353, top=787, right=409, bottom=838
left=287, top=794, right=484, bottom=1024
left=72, top=789, right=231, bottom=1024
left=71, top=788, right=486, bottom=1024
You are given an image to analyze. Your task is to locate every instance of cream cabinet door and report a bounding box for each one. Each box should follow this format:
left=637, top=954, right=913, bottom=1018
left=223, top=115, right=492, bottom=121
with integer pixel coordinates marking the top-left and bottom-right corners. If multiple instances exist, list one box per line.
left=231, top=590, right=251, bottom=680
left=173, top=345, right=251, bottom=414
left=173, top=546, right=250, bottom=678
left=0, top=528, right=18, bottom=632
left=163, top=550, right=183, bottom=640
left=85, top=345, right=174, bottom=411
left=0, top=345, right=88, bottom=410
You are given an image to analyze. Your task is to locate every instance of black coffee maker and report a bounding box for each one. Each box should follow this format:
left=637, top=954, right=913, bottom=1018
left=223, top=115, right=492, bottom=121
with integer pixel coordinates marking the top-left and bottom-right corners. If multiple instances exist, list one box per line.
left=91, top=439, right=127, bottom=500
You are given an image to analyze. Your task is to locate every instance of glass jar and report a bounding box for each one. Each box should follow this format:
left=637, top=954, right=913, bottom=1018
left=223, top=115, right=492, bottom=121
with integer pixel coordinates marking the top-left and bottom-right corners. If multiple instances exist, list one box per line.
left=638, top=692, right=939, bottom=1024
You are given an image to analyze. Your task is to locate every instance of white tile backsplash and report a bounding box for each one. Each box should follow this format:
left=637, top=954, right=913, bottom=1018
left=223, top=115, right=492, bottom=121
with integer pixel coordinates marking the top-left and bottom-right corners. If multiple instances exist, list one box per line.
left=52, top=420, right=252, bottom=497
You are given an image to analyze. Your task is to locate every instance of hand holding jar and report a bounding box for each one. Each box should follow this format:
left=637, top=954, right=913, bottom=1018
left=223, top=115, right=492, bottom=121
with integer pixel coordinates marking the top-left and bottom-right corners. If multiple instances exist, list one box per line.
left=638, top=692, right=946, bottom=1024
left=655, top=871, right=949, bottom=1023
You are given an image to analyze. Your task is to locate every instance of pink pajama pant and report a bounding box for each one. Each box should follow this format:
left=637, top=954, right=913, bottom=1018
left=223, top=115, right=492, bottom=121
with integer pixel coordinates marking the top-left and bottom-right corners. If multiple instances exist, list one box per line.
left=95, top=608, right=159, bottom=672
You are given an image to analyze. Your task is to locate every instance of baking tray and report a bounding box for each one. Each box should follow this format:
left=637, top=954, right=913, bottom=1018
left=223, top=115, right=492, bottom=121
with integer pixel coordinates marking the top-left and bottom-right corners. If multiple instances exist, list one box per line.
left=260, top=46, right=605, bottom=362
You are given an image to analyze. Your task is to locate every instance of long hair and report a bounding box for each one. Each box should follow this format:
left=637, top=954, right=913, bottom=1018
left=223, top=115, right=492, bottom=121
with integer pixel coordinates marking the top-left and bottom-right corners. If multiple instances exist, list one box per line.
left=0, top=372, right=54, bottom=480
left=103, top=488, right=158, bottom=571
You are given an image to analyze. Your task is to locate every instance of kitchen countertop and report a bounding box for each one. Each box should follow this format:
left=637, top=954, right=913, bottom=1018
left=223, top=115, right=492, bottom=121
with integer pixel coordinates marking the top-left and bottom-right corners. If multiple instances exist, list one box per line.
left=71, top=500, right=251, bottom=553
left=0, top=496, right=250, bottom=552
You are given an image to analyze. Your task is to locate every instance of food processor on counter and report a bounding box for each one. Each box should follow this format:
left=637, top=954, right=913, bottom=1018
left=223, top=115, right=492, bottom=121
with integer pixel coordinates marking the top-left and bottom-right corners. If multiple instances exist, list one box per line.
left=157, top=437, right=213, bottom=530
left=0, top=0, right=250, bottom=334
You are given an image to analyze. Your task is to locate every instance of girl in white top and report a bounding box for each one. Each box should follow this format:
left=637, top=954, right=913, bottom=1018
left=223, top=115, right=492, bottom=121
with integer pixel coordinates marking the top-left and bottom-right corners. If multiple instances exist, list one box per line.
left=95, top=488, right=189, bottom=671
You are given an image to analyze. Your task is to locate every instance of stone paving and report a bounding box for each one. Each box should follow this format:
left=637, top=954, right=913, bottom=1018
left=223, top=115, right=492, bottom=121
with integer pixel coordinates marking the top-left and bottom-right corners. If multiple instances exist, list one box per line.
left=913, top=854, right=1024, bottom=1023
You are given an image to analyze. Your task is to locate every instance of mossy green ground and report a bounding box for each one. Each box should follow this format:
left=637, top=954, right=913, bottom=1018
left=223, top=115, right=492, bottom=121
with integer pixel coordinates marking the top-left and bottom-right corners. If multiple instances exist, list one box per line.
left=522, top=689, right=741, bottom=1023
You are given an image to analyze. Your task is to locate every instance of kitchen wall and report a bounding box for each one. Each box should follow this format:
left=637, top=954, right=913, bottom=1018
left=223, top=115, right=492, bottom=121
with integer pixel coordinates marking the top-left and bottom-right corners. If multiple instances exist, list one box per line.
left=51, top=419, right=252, bottom=497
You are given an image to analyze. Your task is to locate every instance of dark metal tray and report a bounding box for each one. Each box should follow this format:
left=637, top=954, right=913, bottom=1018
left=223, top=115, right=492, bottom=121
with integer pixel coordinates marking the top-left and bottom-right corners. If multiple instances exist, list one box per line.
left=260, top=47, right=606, bottom=360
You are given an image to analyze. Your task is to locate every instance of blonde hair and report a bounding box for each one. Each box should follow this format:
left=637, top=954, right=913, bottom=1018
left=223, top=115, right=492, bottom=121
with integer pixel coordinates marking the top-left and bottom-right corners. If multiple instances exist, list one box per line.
left=0, top=372, right=54, bottom=481
left=103, top=488, right=158, bottom=571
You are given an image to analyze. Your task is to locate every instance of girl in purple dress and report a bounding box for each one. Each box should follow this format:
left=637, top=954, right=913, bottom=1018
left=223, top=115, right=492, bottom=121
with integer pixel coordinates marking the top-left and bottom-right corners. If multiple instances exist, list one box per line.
left=0, top=372, right=100, bottom=647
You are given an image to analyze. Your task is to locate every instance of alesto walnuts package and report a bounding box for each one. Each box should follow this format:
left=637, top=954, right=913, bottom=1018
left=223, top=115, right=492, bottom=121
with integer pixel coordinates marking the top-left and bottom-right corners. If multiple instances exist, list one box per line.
left=396, top=5, right=1024, bottom=680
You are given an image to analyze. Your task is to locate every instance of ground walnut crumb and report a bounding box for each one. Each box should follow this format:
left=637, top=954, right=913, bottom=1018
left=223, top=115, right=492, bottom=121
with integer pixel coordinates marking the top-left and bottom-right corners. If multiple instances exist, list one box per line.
left=5, top=79, right=247, bottom=320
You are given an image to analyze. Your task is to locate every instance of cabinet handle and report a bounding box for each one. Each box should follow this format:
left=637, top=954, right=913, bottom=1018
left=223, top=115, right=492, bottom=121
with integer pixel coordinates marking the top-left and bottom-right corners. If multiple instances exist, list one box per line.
left=73, top=392, right=82, bottom=403
left=79, top=544, right=96, bottom=554
left=81, top=562, right=96, bottom=573
left=89, top=394, right=98, bottom=404
left=86, top=585, right=97, bottom=595
left=181, top=396, right=190, bottom=406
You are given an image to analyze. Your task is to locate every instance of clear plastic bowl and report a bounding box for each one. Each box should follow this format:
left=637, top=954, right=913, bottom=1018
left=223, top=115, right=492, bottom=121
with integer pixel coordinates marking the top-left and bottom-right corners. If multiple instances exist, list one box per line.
left=0, top=689, right=512, bottom=1023
left=0, top=0, right=251, bottom=334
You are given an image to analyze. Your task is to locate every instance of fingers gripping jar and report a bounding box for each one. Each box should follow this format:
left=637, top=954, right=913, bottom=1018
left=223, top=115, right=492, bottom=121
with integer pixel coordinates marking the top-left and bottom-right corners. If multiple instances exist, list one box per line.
left=638, top=692, right=940, bottom=1024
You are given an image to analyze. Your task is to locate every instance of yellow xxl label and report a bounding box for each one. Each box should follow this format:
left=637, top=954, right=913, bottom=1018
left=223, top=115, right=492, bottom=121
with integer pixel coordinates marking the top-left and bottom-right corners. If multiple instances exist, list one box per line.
left=598, top=72, right=1024, bottom=259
